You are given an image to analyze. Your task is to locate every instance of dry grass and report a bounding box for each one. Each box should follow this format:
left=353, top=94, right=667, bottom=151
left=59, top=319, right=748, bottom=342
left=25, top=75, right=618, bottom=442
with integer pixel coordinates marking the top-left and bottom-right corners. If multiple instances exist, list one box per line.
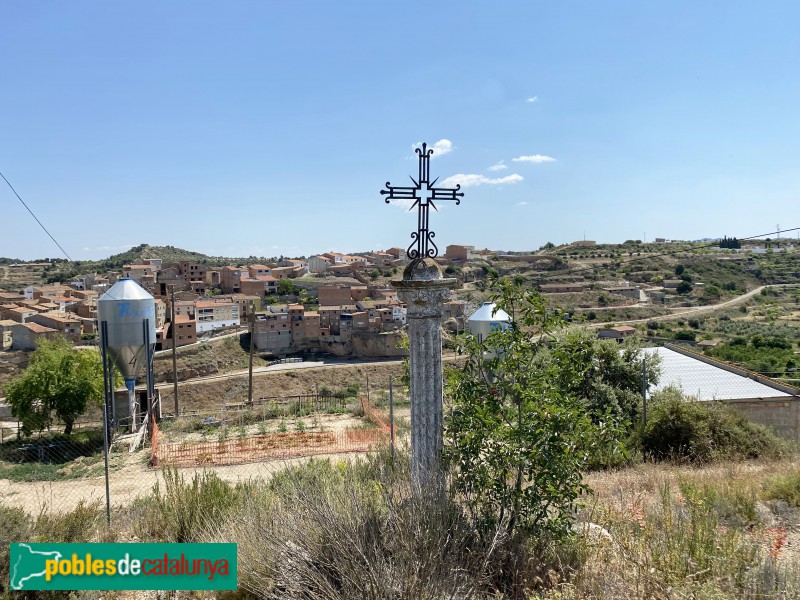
left=158, top=361, right=407, bottom=413
left=537, top=457, right=800, bottom=599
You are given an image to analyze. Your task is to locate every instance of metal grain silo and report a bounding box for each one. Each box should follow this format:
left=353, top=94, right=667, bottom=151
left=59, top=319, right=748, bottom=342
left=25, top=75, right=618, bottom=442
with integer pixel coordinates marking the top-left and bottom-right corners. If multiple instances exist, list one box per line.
left=467, top=302, right=511, bottom=344
left=97, top=278, right=156, bottom=431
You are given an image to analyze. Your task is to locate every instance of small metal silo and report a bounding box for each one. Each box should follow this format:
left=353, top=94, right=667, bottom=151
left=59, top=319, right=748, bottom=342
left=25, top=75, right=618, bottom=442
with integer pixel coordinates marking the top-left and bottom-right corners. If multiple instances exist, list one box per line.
left=97, top=278, right=156, bottom=431
left=467, top=302, right=511, bottom=346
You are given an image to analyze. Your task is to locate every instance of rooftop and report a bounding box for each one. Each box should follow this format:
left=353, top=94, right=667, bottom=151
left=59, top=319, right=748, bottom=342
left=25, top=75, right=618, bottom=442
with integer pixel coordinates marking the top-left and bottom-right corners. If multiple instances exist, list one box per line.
left=649, top=346, right=795, bottom=401
left=18, top=322, right=59, bottom=334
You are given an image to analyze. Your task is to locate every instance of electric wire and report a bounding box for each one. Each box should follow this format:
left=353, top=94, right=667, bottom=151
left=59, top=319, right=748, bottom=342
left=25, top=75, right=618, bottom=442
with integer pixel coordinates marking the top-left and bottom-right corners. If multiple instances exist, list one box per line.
left=0, top=170, right=73, bottom=261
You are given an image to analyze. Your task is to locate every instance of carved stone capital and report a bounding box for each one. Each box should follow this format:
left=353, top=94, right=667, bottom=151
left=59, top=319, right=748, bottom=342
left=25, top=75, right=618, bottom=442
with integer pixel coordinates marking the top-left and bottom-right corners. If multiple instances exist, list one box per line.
left=396, top=285, right=453, bottom=318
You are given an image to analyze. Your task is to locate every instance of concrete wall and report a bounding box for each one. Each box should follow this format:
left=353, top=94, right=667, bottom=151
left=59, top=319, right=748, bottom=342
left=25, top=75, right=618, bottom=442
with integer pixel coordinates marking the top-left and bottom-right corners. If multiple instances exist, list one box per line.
left=721, top=397, right=800, bottom=441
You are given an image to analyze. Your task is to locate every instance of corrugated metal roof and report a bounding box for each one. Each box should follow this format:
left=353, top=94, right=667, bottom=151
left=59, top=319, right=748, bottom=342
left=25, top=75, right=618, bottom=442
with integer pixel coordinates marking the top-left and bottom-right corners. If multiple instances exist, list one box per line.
left=648, top=346, right=792, bottom=400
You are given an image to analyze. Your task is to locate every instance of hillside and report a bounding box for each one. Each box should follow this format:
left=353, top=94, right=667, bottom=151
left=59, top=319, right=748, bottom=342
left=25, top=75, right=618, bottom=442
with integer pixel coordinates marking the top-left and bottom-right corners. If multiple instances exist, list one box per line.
left=0, top=244, right=283, bottom=290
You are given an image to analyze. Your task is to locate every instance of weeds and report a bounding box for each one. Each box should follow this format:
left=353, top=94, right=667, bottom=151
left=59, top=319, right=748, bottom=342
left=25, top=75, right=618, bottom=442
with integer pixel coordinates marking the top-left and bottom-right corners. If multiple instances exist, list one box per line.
left=762, top=470, right=800, bottom=507
left=133, top=468, right=252, bottom=543
left=202, top=451, right=564, bottom=599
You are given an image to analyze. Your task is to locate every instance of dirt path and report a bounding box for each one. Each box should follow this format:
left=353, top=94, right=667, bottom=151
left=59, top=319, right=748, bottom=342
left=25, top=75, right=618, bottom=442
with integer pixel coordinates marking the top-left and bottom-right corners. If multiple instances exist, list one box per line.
left=0, top=451, right=365, bottom=515
left=588, top=285, right=777, bottom=327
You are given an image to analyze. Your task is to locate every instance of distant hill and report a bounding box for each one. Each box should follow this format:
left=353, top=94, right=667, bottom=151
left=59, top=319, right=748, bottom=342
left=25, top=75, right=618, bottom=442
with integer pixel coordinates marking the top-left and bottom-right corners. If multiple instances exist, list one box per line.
left=99, top=244, right=222, bottom=268
left=87, top=243, right=283, bottom=270
left=0, top=244, right=283, bottom=290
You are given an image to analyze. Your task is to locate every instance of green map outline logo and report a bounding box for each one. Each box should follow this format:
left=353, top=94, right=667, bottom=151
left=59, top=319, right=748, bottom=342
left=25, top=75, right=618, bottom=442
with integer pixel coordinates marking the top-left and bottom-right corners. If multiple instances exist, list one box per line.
left=10, top=543, right=63, bottom=590
left=9, top=543, right=237, bottom=591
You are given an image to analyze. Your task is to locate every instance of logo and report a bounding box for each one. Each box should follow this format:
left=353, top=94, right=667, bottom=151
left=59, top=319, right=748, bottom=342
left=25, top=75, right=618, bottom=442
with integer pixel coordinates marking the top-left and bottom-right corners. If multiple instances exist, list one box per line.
left=9, top=543, right=236, bottom=591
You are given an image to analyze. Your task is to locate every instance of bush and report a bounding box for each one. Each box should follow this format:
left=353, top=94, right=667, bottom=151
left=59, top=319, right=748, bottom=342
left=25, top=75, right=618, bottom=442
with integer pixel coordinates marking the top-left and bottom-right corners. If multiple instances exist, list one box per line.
left=0, top=505, right=32, bottom=593
left=641, top=390, right=787, bottom=463
left=674, top=330, right=696, bottom=341
left=203, top=451, right=576, bottom=599
left=762, top=471, right=800, bottom=507
left=133, top=468, right=252, bottom=542
left=33, top=501, right=104, bottom=543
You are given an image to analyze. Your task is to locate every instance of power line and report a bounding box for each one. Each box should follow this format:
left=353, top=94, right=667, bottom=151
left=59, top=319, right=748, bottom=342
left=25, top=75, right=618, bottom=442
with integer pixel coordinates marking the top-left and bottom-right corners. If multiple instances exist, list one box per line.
left=0, top=170, right=73, bottom=261
left=531, top=227, right=800, bottom=284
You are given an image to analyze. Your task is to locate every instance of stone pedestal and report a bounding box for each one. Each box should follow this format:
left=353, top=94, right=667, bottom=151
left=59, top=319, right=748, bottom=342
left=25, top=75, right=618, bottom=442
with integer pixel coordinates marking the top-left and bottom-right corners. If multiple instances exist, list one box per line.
left=393, top=258, right=457, bottom=492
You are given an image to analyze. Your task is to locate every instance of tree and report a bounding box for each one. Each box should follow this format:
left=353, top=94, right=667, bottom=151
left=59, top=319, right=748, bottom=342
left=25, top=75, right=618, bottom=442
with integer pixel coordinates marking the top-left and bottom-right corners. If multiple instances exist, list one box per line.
left=277, top=278, right=299, bottom=296
left=6, top=338, right=106, bottom=436
left=676, top=281, right=693, bottom=295
left=675, top=264, right=685, bottom=276
left=445, top=279, right=626, bottom=539
left=534, top=327, right=660, bottom=423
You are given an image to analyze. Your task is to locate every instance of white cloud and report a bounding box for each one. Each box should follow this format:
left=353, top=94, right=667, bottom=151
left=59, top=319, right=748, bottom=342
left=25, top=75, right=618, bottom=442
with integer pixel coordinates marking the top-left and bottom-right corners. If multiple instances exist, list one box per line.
left=386, top=198, right=416, bottom=210
left=487, top=161, right=507, bottom=171
left=412, top=139, right=453, bottom=157
left=516, top=201, right=528, bottom=207
left=526, top=96, right=538, bottom=103
left=512, top=154, right=556, bottom=164
left=440, top=173, right=524, bottom=188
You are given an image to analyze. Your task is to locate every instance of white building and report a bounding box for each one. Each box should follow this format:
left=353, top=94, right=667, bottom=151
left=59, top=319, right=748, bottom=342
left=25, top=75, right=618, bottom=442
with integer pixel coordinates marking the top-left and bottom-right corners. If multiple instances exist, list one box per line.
left=392, top=305, right=407, bottom=325
left=195, top=301, right=240, bottom=333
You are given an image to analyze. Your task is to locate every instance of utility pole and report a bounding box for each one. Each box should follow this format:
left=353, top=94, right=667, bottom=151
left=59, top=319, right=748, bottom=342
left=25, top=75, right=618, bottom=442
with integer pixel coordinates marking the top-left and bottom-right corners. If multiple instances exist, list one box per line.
left=389, top=375, right=395, bottom=466
left=170, top=285, right=179, bottom=418
left=642, top=354, right=647, bottom=428
left=248, top=308, right=255, bottom=405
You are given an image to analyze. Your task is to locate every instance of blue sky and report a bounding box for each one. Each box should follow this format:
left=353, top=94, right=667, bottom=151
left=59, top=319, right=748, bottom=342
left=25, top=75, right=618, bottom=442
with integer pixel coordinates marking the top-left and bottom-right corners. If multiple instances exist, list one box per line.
left=2, top=2, right=799, bottom=261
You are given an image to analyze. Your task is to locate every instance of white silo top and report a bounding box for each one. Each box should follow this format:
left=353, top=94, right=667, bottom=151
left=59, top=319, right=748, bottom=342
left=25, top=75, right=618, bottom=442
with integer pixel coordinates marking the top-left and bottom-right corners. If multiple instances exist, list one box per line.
left=468, top=302, right=511, bottom=324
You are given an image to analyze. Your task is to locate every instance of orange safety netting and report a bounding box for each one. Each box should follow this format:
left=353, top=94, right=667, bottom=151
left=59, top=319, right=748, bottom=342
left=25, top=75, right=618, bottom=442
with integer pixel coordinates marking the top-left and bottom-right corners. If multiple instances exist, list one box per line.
left=154, top=397, right=394, bottom=468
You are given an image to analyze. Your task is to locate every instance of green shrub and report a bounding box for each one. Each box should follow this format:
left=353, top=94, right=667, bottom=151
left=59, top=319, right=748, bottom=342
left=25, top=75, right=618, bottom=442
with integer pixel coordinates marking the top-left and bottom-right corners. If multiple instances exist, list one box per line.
left=0, top=505, right=32, bottom=593
left=204, top=452, right=575, bottom=599
left=133, top=468, right=251, bottom=542
left=33, top=501, right=104, bottom=543
left=641, top=390, right=787, bottom=463
left=762, top=471, right=800, bottom=507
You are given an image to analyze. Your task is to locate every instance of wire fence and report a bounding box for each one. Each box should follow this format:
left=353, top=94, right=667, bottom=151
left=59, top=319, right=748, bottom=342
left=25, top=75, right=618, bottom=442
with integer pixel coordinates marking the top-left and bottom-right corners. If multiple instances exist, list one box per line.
left=0, top=383, right=406, bottom=518
left=153, top=396, right=394, bottom=468
left=5, top=345, right=798, bottom=522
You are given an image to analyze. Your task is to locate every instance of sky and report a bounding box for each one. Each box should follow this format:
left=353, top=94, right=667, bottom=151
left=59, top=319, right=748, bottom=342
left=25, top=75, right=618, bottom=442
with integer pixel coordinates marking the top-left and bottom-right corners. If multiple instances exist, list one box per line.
left=2, top=2, right=799, bottom=261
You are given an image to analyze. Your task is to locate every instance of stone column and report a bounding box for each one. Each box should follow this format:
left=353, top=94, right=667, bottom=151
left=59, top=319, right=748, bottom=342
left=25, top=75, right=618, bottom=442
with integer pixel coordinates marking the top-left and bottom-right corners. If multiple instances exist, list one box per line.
left=394, top=258, right=457, bottom=493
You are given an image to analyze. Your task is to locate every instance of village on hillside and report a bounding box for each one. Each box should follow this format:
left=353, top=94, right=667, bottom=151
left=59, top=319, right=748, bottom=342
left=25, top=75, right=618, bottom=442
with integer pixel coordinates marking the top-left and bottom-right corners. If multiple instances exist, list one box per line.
left=2, top=238, right=797, bottom=358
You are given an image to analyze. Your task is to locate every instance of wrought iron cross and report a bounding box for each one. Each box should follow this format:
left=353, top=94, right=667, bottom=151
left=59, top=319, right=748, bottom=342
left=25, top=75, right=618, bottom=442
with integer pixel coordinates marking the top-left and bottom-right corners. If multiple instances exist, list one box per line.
left=381, top=142, right=464, bottom=259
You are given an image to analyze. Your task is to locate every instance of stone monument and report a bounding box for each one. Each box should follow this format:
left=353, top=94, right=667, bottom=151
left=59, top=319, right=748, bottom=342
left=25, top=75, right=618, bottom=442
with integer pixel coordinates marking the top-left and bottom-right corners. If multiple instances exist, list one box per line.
left=381, top=143, right=464, bottom=492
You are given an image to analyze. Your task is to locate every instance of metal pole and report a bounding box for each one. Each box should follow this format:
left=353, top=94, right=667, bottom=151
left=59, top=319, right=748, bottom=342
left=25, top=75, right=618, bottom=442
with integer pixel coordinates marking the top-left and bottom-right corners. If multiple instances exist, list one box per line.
left=143, top=318, right=154, bottom=424
left=102, top=403, right=111, bottom=526
left=642, top=354, right=647, bottom=428
left=248, top=310, right=255, bottom=404
left=100, top=321, right=114, bottom=434
left=170, top=286, right=179, bottom=417
left=389, top=376, right=395, bottom=466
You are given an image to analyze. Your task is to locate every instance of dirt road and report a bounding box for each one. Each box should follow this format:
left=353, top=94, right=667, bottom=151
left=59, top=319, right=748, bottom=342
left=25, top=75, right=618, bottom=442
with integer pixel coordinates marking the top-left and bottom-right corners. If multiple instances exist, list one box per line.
left=590, top=284, right=792, bottom=327
left=0, top=451, right=364, bottom=514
